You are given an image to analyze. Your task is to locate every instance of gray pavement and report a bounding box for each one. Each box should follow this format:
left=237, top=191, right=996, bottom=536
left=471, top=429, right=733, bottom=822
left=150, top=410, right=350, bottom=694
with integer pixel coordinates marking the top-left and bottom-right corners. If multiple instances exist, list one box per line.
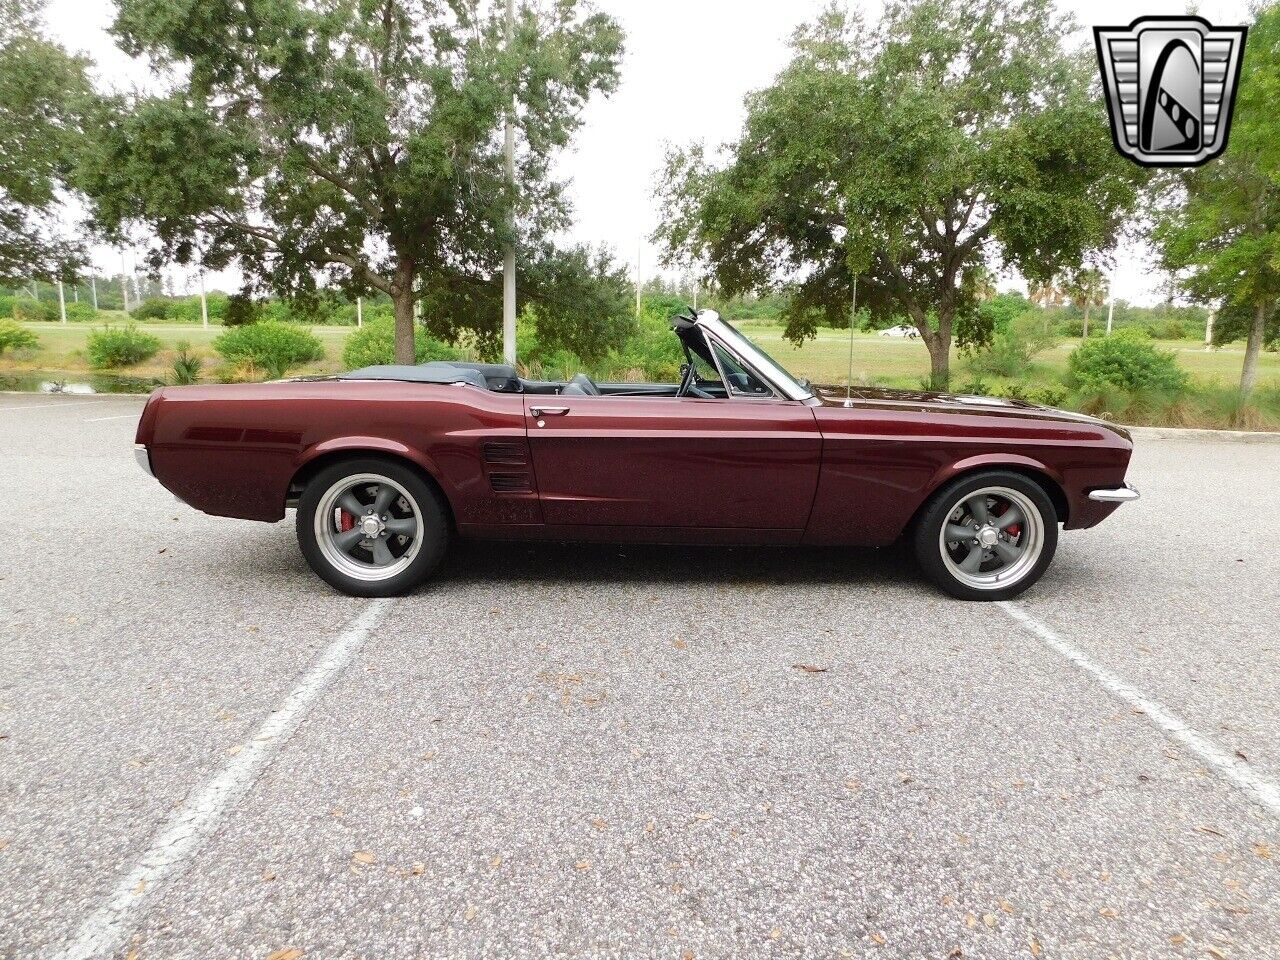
left=0, top=393, right=1277, bottom=960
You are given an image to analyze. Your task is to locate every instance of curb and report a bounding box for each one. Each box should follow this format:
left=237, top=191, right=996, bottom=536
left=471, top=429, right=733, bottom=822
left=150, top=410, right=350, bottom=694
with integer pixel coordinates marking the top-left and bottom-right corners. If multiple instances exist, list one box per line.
left=1127, top=425, right=1280, bottom=444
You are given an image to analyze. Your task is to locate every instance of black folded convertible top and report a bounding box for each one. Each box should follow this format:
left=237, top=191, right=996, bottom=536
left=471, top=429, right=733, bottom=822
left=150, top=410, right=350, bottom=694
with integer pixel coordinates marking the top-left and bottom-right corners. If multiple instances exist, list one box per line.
left=339, top=365, right=489, bottom=388
left=337, top=361, right=522, bottom=392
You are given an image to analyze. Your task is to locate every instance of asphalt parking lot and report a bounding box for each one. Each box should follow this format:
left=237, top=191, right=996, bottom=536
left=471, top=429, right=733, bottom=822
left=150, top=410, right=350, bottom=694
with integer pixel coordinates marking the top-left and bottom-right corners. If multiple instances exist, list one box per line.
left=1, top=393, right=1277, bottom=960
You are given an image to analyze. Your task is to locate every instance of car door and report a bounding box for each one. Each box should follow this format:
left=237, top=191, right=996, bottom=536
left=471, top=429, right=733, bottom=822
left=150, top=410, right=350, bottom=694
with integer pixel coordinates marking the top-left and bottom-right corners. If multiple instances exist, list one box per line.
left=524, top=334, right=822, bottom=531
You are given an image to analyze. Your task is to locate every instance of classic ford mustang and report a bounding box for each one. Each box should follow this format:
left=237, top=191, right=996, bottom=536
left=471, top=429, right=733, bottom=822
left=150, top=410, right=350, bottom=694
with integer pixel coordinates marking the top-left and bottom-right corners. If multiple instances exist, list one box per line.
left=134, top=309, right=1138, bottom=600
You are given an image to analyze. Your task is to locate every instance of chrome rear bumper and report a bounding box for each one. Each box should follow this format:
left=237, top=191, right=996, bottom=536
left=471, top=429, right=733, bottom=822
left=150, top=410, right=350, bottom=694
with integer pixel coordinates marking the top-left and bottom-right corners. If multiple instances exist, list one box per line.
left=1088, top=482, right=1140, bottom=503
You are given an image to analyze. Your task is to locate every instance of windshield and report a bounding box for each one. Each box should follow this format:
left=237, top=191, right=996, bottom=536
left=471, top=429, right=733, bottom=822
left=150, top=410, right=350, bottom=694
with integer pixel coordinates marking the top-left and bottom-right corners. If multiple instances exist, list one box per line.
left=714, top=317, right=813, bottom=399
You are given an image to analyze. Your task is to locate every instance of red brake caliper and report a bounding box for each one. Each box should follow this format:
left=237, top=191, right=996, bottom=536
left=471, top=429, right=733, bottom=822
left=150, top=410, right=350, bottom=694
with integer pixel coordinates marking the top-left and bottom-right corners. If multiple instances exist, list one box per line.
left=995, top=502, right=1021, bottom=539
left=339, top=510, right=356, bottom=532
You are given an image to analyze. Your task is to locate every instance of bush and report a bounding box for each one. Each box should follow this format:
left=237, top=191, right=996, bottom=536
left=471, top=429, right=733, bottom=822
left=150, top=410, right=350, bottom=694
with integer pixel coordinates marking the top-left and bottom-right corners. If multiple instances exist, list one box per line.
left=13, top=299, right=57, bottom=322
left=170, top=293, right=230, bottom=325
left=0, top=295, right=14, bottom=318
left=64, top=302, right=97, bottom=322
left=86, top=324, right=161, bottom=368
left=223, top=293, right=261, bottom=327
left=131, top=297, right=172, bottom=321
left=342, top=315, right=458, bottom=368
left=1067, top=329, right=1189, bottom=395
left=170, top=340, right=203, bottom=384
left=214, top=321, right=324, bottom=378
left=0, top=318, right=39, bottom=354
left=968, top=314, right=1057, bottom=379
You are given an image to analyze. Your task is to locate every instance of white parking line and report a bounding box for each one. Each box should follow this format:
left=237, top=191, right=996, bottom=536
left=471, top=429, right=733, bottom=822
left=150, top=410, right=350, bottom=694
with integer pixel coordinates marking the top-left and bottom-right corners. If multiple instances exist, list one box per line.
left=998, top=601, right=1280, bottom=820
left=84, top=414, right=139, bottom=422
left=53, top=598, right=396, bottom=960
left=0, top=400, right=109, bottom=412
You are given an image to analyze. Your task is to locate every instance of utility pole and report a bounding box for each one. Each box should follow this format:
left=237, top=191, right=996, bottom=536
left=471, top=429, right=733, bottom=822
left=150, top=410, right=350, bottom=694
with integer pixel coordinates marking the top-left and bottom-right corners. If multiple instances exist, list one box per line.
left=57, top=280, right=67, bottom=324
left=635, top=237, right=642, bottom=322
left=501, top=0, right=517, bottom=366
left=1106, top=297, right=1114, bottom=335
left=356, top=296, right=363, bottom=328
left=120, top=253, right=130, bottom=313
left=90, top=276, right=98, bottom=310
left=1205, top=308, right=1216, bottom=351
left=199, top=271, right=209, bottom=330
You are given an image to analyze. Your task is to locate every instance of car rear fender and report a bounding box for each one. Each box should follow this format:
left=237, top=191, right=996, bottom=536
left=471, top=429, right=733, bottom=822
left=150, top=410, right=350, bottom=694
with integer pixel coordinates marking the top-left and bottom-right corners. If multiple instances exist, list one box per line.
left=290, top=437, right=449, bottom=503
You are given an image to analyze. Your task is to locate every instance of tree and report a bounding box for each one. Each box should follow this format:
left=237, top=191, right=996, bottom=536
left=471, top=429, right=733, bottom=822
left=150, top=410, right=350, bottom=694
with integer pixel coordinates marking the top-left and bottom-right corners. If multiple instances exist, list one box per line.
left=0, top=0, right=92, bottom=284
left=657, top=0, right=1141, bottom=387
left=1066, top=267, right=1108, bottom=338
left=1152, top=3, right=1280, bottom=396
left=78, top=0, right=624, bottom=364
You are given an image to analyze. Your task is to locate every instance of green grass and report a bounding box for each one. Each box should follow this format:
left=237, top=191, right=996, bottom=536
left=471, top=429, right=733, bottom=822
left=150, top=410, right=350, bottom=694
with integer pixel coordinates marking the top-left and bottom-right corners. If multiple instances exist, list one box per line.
left=734, top=322, right=1280, bottom=390
left=3, top=317, right=1278, bottom=430
left=6, top=319, right=350, bottom=379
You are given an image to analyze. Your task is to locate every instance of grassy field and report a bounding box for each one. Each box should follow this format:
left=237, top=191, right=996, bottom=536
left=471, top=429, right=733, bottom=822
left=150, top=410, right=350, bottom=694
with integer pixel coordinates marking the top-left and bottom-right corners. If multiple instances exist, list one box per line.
left=3, top=316, right=1278, bottom=397
left=735, top=321, right=1279, bottom=390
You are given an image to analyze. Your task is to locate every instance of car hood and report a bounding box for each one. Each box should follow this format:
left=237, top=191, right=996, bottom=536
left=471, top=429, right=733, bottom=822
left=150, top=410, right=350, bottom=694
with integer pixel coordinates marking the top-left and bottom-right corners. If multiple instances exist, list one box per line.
left=811, top=384, right=1132, bottom=440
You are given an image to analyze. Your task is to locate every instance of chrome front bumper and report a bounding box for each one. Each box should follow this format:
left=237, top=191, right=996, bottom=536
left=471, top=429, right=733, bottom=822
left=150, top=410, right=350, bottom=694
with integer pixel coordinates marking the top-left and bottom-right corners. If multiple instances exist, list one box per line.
left=1088, top=482, right=1140, bottom=503
left=134, top=443, right=154, bottom=477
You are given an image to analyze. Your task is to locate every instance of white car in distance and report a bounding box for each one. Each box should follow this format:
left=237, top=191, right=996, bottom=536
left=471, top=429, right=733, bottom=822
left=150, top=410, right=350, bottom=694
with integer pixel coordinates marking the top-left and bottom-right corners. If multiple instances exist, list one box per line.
left=879, top=324, right=920, bottom=339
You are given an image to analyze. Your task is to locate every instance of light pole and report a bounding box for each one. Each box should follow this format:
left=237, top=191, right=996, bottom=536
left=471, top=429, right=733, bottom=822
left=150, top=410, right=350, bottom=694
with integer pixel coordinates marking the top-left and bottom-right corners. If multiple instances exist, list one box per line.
left=356, top=296, right=363, bottom=328
left=120, top=253, right=130, bottom=313
left=90, top=276, right=98, bottom=310
left=1205, top=308, right=1216, bottom=351
left=501, top=0, right=517, bottom=366
left=57, top=279, right=67, bottom=324
left=199, top=271, right=209, bottom=330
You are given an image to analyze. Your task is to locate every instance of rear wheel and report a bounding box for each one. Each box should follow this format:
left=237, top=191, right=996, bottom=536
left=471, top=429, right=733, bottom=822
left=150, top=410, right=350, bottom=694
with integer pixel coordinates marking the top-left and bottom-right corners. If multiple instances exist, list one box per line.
left=296, top=458, right=449, bottom=597
left=913, top=471, right=1058, bottom=601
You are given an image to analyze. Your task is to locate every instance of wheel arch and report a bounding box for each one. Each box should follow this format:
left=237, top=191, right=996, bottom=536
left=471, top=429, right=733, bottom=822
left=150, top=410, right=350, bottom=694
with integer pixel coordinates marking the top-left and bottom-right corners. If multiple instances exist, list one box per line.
left=286, top=441, right=456, bottom=529
left=911, top=457, right=1070, bottom=532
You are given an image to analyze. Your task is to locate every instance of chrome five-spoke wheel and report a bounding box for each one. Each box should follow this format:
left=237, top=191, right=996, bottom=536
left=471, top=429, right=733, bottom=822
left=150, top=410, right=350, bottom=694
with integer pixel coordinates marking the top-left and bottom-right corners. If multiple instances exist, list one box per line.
left=315, top=473, right=424, bottom=581
left=297, top=458, right=449, bottom=597
left=938, top=486, right=1044, bottom=591
left=914, top=471, right=1058, bottom=601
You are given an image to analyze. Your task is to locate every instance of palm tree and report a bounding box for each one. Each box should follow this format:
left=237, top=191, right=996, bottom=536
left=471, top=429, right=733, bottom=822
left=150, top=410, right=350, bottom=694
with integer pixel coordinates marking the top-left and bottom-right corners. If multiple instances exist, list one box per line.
left=1067, top=268, right=1109, bottom=338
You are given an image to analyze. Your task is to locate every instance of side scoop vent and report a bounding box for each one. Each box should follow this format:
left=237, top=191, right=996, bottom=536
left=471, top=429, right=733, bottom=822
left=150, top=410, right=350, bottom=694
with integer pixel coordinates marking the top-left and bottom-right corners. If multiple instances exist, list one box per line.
left=483, top=442, right=528, bottom=466
left=489, top=472, right=533, bottom=494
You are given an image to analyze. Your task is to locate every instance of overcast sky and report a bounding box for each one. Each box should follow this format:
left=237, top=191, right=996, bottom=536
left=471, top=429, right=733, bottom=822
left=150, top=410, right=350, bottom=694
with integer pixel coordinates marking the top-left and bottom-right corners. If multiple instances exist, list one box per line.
left=45, top=0, right=1253, bottom=304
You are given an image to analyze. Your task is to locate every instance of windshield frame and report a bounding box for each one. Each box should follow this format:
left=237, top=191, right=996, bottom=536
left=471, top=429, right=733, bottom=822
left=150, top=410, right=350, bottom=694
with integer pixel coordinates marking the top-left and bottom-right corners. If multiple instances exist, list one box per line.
left=696, top=311, right=813, bottom=401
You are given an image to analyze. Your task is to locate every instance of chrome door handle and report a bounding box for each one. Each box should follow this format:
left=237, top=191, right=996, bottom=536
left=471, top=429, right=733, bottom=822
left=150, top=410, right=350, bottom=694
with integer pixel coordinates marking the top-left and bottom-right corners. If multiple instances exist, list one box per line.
left=529, top=406, right=569, bottom=417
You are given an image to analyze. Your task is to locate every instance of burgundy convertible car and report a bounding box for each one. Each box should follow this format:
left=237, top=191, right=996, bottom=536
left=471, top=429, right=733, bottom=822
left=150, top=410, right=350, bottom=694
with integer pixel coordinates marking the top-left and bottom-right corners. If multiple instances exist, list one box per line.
left=134, top=309, right=1138, bottom=600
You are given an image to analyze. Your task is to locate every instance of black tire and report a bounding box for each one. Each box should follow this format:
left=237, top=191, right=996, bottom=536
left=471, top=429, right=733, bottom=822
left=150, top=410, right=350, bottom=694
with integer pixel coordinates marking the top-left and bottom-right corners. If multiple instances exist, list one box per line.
left=296, top=457, right=450, bottom=597
left=912, top=470, right=1059, bottom=601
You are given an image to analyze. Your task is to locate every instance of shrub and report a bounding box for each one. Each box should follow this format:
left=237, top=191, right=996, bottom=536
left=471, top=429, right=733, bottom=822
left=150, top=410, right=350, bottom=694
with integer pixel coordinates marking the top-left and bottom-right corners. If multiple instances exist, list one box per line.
left=968, top=314, right=1057, bottom=379
left=13, top=299, right=57, bottom=322
left=1027, top=385, right=1068, bottom=408
left=86, top=324, right=161, bottom=368
left=170, top=293, right=230, bottom=325
left=0, top=295, right=14, bottom=318
left=0, top=318, right=39, bottom=354
left=64, top=302, right=97, bottom=322
left=1067, top=329, right=1189, bottom=394
left=223, top=293, right=261, bottom=327
left=131, top=297, right=172, bottom=321
left=170, top=340, right=203, bottom=384
left=214, top=320, right=324, bottom=378
left=341, top=315, right=458, bottom=368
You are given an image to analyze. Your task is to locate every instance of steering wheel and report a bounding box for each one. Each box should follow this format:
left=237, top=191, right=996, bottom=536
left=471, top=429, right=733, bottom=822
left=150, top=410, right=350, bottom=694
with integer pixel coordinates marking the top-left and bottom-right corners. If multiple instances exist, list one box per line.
left=677, top=362, right=713, bottom=399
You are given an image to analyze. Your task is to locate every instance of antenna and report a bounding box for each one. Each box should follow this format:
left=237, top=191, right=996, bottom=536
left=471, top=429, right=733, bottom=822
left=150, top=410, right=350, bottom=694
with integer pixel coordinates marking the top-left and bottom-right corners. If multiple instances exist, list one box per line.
left=845, top=275, right=858, bottom=404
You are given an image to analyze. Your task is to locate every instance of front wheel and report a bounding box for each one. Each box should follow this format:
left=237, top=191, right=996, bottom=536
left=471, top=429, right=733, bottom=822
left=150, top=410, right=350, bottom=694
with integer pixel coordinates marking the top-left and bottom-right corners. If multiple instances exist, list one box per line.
left=912, top=471, right=1058, bottom=601
left=296, top=458, right=449, bottom=597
